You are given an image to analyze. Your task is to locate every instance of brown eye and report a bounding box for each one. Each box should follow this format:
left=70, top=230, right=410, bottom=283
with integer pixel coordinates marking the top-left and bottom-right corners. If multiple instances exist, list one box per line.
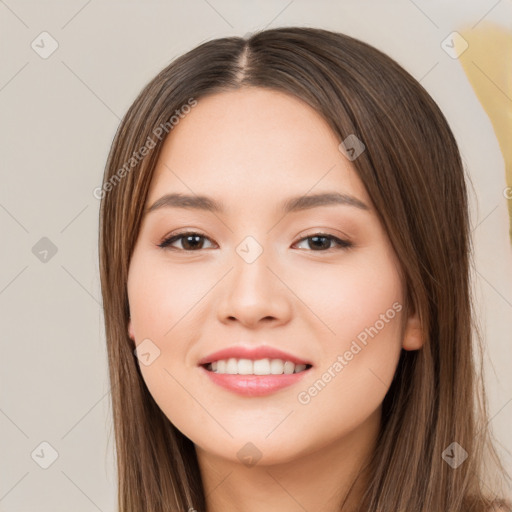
left=294, top=234, right=352, bottom=251
left=158, top=232, right=215, bottom=251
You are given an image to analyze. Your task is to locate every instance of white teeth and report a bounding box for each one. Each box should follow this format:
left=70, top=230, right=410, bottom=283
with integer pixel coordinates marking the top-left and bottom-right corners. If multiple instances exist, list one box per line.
left=253, top=358, right=270, bottom=375
left=226, top=358, right=238, bottom=375
left=283, top=361, right=295, bottom=374
left=238, top=358, right=253, bottom=375
left=207, top=358, right=309, bottom=375
left=269, top=359, right=284, bottom=374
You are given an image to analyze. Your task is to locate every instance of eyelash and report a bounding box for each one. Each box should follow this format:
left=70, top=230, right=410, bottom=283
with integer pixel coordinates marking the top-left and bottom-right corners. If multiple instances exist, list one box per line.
left=157, top=231, right=353, bottom=252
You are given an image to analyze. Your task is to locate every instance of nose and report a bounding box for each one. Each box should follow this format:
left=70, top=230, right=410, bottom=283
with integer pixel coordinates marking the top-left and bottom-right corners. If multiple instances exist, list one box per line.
left=216, top=248, right=293, bottom=329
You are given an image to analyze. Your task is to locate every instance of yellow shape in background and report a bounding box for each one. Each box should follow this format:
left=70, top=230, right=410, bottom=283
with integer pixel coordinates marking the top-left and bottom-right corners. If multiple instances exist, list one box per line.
left=455, top=21, right=512, bottom=243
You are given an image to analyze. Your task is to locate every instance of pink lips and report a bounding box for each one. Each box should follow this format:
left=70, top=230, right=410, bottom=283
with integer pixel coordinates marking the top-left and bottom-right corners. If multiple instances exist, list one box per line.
left=201, top=369, right=310, bottom=396
left=198, top=345, right=313, bottom=397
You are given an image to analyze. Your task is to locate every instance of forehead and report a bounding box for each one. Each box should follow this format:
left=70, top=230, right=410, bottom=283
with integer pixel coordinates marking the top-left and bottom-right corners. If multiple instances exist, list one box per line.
left=146, top=87, right=370, bottom=210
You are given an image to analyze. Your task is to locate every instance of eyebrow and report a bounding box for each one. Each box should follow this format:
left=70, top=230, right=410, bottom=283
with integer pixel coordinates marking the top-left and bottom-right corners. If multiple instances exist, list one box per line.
left=145, top=191, right=370, bottom=215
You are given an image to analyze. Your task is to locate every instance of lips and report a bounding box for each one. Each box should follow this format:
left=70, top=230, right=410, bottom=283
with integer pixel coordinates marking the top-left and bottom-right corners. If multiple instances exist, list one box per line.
left=197, top=345, right=312, bottom=367
left=197, top=345, right=313, bottom=396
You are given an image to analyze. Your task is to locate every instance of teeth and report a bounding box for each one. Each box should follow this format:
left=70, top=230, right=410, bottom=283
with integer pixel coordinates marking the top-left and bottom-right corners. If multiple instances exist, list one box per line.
left=254, top=359, right=270, bottom=375
left=284, top=361, right=295, bottom=374
left=226, top=358, right=238, bottom=374
left=270, top=359, right=284, bottom=374
left=207, top=358, right=309, bottom=375
left=238, top=358, right=253, bottom=375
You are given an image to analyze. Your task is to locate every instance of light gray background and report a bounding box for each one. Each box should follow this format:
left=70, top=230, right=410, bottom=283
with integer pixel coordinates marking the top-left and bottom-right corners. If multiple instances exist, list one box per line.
left=1, top=1, right=511, bottom=510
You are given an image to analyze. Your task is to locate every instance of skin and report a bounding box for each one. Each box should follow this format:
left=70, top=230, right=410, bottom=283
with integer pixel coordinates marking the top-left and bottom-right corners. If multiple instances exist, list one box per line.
left=127, top=87, right=423, bottom=512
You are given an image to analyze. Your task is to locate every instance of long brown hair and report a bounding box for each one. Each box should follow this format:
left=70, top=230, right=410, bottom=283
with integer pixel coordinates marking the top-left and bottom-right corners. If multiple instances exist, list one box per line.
left=98, top=27, right=511, bottom=511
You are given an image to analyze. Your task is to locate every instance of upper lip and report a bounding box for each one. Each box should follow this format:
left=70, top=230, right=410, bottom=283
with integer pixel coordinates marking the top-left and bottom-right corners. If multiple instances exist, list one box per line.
left=198, top=346, right=312, bottom=366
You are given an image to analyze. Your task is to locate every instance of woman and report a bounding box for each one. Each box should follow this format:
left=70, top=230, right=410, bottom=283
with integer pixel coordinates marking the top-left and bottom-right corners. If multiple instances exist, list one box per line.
left=98, top=27, right=511, bottom=512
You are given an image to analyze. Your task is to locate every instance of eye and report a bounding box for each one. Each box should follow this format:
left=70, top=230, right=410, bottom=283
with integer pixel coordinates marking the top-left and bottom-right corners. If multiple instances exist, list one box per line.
left=158, top=231, right=216, bottom=251
left=293, top=233, right=353, bottom=251
left=157, top=231, right=353, bottom=252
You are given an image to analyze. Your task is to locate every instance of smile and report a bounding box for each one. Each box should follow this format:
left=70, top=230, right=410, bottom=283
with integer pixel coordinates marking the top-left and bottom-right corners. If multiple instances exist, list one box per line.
left=204, top=358, right=311, bottom=375
left=200, top=359, right=313, bottom=397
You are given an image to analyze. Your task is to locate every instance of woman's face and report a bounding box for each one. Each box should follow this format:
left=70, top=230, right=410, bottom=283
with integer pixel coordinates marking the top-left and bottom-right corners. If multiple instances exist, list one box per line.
left=127, top=87, right=421, bottom=465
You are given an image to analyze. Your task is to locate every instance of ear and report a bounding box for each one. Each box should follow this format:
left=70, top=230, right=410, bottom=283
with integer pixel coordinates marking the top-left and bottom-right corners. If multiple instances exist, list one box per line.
left=128, top=318, right=135, bottom=341
left=402, top=306, right=424, bottom=351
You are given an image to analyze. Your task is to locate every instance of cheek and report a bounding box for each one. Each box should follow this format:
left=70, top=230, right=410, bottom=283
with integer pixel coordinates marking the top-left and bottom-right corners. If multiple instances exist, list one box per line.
left=293, top=250, right=403, bottom=350
left=292, top=252, right=404, bottom=406
left=127, top=257, right=211, bottom=342
left=127, top=258, right=209, bottom=436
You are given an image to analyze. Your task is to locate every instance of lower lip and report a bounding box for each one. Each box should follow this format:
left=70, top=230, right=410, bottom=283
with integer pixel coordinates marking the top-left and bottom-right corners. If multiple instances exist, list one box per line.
left=199, top=366, right=311, bottom=397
